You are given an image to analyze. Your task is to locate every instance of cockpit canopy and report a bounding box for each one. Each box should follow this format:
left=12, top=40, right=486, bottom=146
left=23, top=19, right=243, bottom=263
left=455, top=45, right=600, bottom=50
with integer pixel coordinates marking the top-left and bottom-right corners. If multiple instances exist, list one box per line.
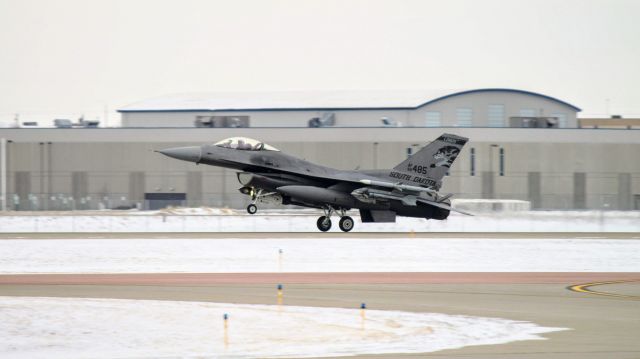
left=214, top=137, right=280, bottom=151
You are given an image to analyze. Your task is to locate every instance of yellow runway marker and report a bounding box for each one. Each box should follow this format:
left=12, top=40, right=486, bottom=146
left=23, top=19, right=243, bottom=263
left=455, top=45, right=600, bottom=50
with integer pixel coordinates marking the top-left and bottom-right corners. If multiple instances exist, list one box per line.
left=277, top=284, right=283, bottom=305
left=277, top=284, right=284, bottom=314
left=223, top=313, right=229, bottom=349
left=568, top=279, right=640, bottom=300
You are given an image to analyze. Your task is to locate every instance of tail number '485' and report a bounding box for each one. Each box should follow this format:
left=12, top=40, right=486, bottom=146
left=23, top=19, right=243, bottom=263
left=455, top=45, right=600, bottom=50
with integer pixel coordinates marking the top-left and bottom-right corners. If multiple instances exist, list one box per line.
left=407, top=163, right=428, bottom=175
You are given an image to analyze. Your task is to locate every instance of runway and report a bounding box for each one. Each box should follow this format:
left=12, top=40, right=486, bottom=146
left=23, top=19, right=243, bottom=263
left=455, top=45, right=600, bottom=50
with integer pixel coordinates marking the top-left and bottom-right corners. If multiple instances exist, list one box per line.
left=1, top=272, right=639, bottom=285
left=1, top=232, right=639, bottom=358
left=2, top=281, right=639, bottom=358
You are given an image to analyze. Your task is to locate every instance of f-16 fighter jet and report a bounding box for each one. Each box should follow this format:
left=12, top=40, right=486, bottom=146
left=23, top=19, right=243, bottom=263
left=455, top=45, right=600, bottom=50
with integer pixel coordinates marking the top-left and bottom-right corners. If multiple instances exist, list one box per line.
left=158, top=133, right=471, bottom=232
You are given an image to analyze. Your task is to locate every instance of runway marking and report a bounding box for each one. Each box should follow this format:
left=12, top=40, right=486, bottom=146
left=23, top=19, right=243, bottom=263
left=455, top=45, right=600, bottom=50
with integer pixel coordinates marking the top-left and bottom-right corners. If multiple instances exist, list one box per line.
left=568, top=279, right=640, bottom=300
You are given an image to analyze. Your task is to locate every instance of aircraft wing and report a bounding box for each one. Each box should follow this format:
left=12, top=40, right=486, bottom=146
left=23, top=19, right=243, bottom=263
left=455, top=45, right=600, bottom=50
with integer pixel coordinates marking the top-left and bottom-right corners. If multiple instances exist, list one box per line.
left=349, top=178, right=473, bottom=216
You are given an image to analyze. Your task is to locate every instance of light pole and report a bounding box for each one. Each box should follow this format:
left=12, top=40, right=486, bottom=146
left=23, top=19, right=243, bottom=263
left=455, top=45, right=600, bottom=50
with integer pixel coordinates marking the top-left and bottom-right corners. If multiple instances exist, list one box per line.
left=1, top=138, right=6, bottom=211
left=373, top=142, right=379, bottom=169
left=489, top=144, right=499, bottom=199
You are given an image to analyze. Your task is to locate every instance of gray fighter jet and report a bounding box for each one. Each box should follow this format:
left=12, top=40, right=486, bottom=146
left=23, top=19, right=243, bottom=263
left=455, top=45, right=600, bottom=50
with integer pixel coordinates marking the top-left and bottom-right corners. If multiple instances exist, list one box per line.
left=158, top=133, right=471, bottom=232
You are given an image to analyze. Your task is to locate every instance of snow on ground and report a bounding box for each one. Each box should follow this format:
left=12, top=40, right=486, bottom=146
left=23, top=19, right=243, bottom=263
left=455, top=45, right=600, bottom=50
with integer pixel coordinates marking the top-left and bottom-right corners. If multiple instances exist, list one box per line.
left=0, top=296, right=565, bottom=359
left=1, top=237, right=638, bottom=273
left=1, top=210, right=639, bottom=232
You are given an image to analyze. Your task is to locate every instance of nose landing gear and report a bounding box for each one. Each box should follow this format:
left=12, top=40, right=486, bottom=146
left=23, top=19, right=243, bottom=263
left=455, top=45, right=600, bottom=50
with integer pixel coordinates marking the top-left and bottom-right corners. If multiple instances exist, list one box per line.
left=246, top=188, right=261, bottom=214
left=316, top=206, right=354, bottom=232
left=243, top=188, right=281, bottom=215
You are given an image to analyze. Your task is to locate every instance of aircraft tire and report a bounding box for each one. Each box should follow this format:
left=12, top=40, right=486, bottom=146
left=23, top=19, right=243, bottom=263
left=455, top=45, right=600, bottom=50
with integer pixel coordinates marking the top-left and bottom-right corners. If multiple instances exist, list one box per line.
left=316, top=216, right=332, bottom=232
left=339, top=216, right=354, bottom=232
left=247, top=204, right=257, bottom=214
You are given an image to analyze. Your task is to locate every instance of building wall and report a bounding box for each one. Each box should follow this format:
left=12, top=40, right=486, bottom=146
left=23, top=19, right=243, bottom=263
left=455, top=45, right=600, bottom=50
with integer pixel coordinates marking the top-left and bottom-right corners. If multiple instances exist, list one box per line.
left=1, top=127, right=638, bottom=211
left=121, top=111, right=213, bottom=127
left=120, top=91, right=577, bottom=128
left=121, top=109, right=412, bottom=128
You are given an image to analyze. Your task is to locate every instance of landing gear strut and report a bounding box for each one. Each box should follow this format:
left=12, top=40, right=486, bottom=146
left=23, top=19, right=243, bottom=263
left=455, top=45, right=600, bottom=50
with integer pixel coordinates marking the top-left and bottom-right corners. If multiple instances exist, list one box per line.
left=246, top=188, right=261, bottom=214
left=246, top=188, right=266, bottom=215
left=316, top=206, right=354, bottom=232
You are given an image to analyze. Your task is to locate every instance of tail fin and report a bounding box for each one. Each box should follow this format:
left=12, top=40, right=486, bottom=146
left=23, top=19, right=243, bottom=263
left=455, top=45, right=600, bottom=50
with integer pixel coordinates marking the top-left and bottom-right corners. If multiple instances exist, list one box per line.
left=388, top=133, right=468, bottom=190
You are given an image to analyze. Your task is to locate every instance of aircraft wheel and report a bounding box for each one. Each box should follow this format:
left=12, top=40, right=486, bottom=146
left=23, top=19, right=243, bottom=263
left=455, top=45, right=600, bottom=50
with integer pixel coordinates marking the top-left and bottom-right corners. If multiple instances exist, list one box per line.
left=339, top=216, right=354, bottom=232
left=316, top=216, right=332, bottom=232
left=247, top=204, right=257, bottom=214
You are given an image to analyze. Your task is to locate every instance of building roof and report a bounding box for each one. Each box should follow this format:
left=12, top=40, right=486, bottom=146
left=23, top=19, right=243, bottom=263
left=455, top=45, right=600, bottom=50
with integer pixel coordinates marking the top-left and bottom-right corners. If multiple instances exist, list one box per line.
left=416, top=89, right=581, bottom=111
left=118, top=88, right=581, bottom=113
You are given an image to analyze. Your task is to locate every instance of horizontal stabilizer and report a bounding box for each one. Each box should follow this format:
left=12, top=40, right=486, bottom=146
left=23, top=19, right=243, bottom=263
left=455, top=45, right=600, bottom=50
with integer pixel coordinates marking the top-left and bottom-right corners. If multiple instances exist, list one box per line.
left=417, top=198, right=474, bottom=216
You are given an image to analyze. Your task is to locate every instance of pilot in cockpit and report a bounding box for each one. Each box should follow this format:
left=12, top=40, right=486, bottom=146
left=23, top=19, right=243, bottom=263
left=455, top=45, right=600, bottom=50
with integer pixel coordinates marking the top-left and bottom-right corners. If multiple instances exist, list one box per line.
left=214, top=137, right=279, bottom=152
left=237, top=139, right=251, bottom=150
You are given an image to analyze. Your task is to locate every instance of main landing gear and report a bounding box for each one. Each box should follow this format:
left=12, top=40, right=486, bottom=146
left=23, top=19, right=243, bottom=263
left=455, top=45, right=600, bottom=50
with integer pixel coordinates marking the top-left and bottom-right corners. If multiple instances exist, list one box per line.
left=317, top=206, right=354, bottom=232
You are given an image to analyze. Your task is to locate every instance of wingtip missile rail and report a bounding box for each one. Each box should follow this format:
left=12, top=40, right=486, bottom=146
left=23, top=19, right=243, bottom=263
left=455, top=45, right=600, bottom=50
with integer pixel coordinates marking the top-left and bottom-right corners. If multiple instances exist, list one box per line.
left=358, top=179, right=437, bottom=194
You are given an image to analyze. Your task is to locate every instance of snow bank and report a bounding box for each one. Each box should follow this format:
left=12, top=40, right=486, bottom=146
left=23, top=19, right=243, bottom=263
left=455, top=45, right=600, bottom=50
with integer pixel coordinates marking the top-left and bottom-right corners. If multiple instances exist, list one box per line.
left=0, top=296, right=565, bottom=359
left=1, top=210, right=639, bottom=232
left=453, top=199, right=531, bottom=212
left=1, top=237, right=638, bottom=273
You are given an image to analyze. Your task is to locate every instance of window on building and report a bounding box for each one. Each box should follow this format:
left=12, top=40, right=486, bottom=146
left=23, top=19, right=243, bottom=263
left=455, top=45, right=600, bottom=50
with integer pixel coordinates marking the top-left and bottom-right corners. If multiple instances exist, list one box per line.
left=195, top=116, right=249, bottom=128
left=470, top=148, right=475, bottom=176
left=456, top=108, right=473, bottom=127
left=551, top=113, right=567, bottom=128
left=499, top=148, right=505, bottom=176
left=425, top=111, right=442, bottom=127
left=519, top=109, right=536, bottom=117
left=488, top=104, right=505, bottom=127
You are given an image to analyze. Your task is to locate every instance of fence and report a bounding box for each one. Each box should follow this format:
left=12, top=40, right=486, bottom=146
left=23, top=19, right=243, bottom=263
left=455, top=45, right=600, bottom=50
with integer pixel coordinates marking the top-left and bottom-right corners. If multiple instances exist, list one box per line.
left=1, top=211, right=638, bottom=233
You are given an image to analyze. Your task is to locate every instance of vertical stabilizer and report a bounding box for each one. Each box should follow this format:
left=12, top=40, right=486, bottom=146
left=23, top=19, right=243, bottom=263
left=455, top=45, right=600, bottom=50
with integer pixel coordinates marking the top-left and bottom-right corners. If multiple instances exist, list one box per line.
left=389, top=133, right=468, bottom=190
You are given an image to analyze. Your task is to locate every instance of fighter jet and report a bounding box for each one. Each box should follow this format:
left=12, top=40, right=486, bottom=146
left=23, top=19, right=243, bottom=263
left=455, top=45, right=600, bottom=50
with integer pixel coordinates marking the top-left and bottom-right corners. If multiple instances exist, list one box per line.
left=158, top=133, right=471, bottom=232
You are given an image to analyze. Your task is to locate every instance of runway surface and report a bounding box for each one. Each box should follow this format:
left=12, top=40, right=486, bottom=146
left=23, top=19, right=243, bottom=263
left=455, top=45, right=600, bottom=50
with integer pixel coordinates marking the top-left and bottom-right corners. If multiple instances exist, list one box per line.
left=1, top=232, right=639, bottom=358
left=1, top=272, right=639, bottom=285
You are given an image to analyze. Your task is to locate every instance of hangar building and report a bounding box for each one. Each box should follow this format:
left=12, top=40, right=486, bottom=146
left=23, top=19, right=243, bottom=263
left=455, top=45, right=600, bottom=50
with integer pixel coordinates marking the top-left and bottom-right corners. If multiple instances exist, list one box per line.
left=1, top=88, right=639, bottom=212
left=119, top=89, right=580, bottom=129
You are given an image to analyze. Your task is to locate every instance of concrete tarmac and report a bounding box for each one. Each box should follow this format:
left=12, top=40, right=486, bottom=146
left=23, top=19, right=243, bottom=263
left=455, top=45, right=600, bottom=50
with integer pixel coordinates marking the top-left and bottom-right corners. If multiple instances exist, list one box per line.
left=1, top=277, right=638, bottom=358
left=1, top=232, right=638, bottom=358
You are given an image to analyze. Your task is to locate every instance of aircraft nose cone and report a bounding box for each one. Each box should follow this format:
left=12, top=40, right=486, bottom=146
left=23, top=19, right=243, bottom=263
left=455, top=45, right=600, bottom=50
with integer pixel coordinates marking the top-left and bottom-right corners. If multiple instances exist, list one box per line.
left=157, top=146, right=202, bottom=163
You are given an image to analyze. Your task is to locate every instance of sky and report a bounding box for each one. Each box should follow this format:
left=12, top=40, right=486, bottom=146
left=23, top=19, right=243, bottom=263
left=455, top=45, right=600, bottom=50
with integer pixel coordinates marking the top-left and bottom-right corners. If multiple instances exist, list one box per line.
left=0, top=0, right=639, bottom=126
